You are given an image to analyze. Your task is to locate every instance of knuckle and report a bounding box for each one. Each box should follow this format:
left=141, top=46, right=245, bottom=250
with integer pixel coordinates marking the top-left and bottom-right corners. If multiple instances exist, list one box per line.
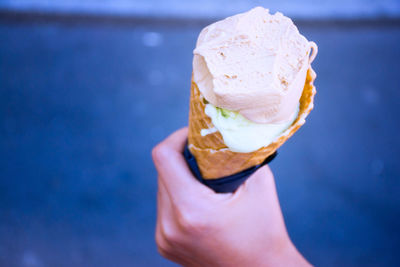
left=162, top=223, right=180, bottom=244
left=152, top=143, right=168, bottom=165
left=155, top=228, right=170, bottom=254
left=176, top=209, right=209, bottom=234
left=159, top=219, right=186, bottom=247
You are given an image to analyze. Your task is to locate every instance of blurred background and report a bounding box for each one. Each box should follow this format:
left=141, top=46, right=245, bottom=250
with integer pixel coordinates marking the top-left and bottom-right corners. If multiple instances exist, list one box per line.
left=1, top=0, right=400, bottom=266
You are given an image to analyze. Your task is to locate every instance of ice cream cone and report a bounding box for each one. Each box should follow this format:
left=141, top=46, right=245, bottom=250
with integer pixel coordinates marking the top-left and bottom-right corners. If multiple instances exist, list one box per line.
left=188, top=67, right=316, bottom=179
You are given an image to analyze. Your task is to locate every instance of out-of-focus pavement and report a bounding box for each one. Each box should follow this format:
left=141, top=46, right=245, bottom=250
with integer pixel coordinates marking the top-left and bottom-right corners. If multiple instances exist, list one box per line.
left=1, top=17, right=400, bottom=267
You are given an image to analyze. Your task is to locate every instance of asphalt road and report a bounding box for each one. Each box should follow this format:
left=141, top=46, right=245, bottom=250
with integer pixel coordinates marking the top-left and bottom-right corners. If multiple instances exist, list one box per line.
left=0, top=19, right=399, bottom=266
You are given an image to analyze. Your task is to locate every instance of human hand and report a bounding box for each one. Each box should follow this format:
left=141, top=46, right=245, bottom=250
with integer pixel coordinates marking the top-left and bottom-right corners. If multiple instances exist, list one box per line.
left=152, top=127, right=311, bottom=266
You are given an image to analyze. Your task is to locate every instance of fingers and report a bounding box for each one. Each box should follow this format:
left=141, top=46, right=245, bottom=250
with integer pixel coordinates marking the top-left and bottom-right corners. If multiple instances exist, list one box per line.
left=156, top=177, right=179, bottom=259
left=156, top=177, right=194, bottom=266
left=157, top=176, right=174, bottom=233
left=157, top=176, right=171, bottom=225
left=156, top=178, right=175, bottom=257
left=152, top=127, right=213, bottom=203
left=156, top=127, right=188, bottom=154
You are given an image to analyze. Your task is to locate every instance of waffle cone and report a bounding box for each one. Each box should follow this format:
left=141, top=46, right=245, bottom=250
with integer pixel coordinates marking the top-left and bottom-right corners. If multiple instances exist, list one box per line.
left=188, top=67, right=316, bottom=179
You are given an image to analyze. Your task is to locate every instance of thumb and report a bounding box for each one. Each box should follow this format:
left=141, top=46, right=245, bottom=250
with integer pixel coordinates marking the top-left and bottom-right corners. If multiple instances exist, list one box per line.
left=237, top=165, right=285, bottom=223
left=239, top=165, right=277, bottom=196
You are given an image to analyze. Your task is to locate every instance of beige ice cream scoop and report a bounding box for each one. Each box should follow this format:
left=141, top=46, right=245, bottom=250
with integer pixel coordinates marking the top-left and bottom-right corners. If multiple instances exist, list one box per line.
left=193, top=6, right=317, bottom=124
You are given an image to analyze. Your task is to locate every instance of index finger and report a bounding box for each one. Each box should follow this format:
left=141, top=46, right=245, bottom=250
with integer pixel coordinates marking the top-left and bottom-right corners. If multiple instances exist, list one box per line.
left=152, top=127, right=213, bottom=201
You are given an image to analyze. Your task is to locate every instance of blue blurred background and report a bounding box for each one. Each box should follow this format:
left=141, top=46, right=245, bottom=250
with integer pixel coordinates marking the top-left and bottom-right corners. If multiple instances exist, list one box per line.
left=1, top=1, right=400, bottom=266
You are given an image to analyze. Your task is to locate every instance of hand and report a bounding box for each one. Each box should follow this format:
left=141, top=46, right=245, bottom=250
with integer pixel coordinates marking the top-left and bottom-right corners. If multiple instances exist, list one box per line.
left=152, top=127, right=311, bottom=267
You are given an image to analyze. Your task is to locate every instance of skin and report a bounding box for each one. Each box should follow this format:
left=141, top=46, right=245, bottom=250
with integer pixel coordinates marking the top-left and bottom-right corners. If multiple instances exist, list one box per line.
left=152, top=127, right=311, bottom=267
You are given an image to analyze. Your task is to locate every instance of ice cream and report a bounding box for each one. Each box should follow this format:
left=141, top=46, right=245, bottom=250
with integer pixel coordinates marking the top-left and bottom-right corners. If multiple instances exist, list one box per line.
left=187, top=7, right=318, bottom=178
left=192, top=7, right=317, bottom=153
left=201, top=103, right=299, bottom=153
